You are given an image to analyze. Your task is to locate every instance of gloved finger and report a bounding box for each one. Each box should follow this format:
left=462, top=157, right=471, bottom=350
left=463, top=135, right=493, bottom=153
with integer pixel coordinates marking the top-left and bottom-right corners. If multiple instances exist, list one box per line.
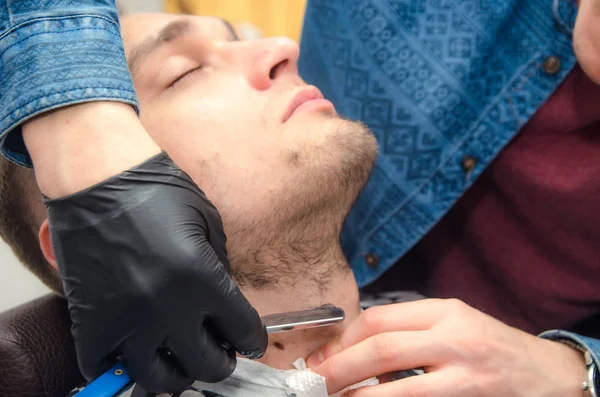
left=73, top=325, right=122, bottom=382
left=166, top=321, right=236, bottom=383
left=123, top=340, right=193, bottom=393
left=130, top=385, right=158, bottom=397
left=206, top=262, right=268, bottom=359
left=188, top=236, right=268, bottom=359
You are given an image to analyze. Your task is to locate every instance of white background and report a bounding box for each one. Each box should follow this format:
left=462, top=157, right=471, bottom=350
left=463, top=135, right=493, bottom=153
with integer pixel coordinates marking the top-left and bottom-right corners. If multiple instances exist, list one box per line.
left=0, top=0, right=164, bottom=313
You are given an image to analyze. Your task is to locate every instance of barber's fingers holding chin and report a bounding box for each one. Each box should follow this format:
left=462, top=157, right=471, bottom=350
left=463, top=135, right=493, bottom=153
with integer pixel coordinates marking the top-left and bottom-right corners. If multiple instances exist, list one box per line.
left=306, top=299, right=454, bottom=371
left=309, top=299, right=587, bottom=397
left=341, top=369, right=467, bottom=397
left=309, top=330, right=443, bottom=395
left=310, top=299, right=454, bottom=362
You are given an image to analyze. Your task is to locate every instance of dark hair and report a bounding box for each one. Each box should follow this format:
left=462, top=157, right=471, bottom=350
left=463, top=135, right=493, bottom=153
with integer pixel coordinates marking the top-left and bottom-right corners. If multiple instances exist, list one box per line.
left=0, top=156, right=63, bottom=295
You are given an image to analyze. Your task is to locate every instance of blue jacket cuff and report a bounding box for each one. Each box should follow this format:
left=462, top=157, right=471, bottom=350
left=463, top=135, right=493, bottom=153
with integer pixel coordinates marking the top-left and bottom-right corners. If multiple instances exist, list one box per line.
left=0, top=1, right=138, bottom=167
left=540, top=330, right=600, bottom=368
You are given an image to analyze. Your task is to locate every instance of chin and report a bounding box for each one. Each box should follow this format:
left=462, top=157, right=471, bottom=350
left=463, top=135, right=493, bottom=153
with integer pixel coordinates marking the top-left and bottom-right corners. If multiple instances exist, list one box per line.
left=310, top=119, right=378, bottom=209
left=574, top=36, right=600, bottom=84
left=223, top=120, right=377, bottom=274
left=573, top=12, right=600, bottom=85
left=333, top=119, right=378, bottom=187
left=578, top=56, right=600, bottom=85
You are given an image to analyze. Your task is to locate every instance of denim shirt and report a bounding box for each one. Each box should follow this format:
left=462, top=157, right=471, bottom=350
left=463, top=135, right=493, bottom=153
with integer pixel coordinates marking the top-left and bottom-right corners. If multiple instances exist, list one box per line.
left=0, top=0, right=137, bottom=167
left=299, top=0, right=600, bottom=374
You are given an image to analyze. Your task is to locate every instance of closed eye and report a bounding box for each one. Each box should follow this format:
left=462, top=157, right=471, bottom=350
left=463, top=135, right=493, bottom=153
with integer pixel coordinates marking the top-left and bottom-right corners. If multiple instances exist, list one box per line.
left=169, top=65, right=204, bottom=88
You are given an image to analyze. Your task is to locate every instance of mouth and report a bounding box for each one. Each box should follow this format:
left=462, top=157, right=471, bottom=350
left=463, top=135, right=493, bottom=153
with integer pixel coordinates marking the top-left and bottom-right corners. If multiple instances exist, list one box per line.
left=282, top=86, right=334, bottom=123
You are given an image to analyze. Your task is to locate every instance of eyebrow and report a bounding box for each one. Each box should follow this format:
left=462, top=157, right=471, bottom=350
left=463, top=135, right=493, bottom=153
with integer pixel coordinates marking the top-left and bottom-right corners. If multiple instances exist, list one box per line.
left=221, top=18, right=239, bottom=41
left=128, top=17, right=238, bottom=76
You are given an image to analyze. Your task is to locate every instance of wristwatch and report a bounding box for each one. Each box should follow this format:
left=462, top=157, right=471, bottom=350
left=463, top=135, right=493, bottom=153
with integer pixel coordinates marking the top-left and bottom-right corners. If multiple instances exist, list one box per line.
left=583, top=351, right=600, bottom=397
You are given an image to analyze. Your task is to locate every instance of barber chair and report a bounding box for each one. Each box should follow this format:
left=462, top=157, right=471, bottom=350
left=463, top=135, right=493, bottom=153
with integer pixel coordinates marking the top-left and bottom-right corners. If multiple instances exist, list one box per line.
left=0, top=294, right=83, bottom=396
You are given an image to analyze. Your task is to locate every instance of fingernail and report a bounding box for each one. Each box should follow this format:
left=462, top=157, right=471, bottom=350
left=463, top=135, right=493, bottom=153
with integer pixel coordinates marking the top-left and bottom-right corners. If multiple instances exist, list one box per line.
left=307, top=348, right=324, bottom=368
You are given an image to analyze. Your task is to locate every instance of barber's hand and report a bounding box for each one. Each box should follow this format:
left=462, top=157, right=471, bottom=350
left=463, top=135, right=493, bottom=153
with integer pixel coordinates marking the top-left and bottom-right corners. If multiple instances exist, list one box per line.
left=307, top=299, right=585, bottom=397
left=45, top=152, right=267, bottom=393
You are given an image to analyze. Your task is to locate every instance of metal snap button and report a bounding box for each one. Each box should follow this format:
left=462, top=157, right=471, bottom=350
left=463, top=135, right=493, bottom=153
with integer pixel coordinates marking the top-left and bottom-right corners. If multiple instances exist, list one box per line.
left=543, top=56, right=561, bottom=75
left=364, top=252, right=380, bottom=269
left=461, top=155, right=477, bottom=173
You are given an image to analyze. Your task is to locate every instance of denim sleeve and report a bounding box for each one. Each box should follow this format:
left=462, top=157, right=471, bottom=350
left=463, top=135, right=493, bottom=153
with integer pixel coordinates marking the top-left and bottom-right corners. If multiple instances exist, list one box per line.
left=0, top=0, right=138, bottom=167
left=539, top=330, right=600, bottom=374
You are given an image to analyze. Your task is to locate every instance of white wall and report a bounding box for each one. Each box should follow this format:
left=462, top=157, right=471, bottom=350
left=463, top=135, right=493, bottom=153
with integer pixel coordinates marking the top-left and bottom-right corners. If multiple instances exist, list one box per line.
left=0, top=241, right=50, bottom=312
left=120, top=0, right=163, bottom=14
left=0, top=0, right=165, bottom=313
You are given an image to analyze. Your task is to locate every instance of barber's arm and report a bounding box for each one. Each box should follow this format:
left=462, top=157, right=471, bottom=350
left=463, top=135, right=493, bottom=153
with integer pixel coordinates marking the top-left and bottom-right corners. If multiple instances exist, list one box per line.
left=307, top=299, right=598, bottom=397
left=0, top=0, right=267, bottom=393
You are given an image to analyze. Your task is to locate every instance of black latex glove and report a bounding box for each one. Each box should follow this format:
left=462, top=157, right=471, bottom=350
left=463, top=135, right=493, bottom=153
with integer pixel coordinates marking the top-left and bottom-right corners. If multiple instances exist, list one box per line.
left=44, top=152, right=267, bottom=393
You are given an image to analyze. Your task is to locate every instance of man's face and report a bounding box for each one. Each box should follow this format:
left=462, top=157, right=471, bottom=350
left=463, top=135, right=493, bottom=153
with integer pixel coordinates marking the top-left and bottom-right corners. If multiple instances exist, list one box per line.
left=575, top=0, right=600, bottom=83
left=120, top=14, right=377, bottom=269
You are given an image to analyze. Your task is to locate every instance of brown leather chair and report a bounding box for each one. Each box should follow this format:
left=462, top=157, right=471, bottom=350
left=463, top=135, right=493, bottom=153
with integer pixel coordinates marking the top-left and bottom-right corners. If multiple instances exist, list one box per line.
left=0, top=294, right=83, bottom=396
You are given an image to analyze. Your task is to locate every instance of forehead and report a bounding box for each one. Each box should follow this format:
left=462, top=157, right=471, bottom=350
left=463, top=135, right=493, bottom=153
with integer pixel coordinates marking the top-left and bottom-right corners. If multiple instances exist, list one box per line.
left=120, top=13, right=231, bottom=57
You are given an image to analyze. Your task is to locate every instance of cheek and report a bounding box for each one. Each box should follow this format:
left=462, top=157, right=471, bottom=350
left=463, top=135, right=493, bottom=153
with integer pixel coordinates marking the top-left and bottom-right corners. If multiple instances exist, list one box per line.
left=574, top=0, right=600, bottom=83
left=140, top=95, right=289, bottom=214
left=167, top=99, right=278, bottom=169
left=143, top=93, right=255, bottom=161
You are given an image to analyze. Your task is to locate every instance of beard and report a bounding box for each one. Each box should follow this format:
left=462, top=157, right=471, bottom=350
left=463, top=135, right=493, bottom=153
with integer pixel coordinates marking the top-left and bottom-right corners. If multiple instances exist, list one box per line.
left=226, top=117, right=378, bottom=291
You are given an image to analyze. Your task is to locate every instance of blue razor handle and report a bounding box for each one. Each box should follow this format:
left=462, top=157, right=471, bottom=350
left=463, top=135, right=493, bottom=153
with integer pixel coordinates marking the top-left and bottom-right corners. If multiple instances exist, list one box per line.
left=74, top=362, right=134, bottom=397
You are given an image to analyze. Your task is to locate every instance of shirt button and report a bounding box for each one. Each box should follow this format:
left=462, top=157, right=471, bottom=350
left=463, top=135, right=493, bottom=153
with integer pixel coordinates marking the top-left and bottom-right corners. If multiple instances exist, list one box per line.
left=364, top=253, right=380, bottom=269
left=461, top=155, right=477, bottom=173
left=543, top=56, right=561, bottom=75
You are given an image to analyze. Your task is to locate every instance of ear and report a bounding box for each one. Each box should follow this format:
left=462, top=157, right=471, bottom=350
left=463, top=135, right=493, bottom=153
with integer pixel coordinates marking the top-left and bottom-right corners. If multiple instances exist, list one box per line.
left=39, top=219, right=58, bottom=271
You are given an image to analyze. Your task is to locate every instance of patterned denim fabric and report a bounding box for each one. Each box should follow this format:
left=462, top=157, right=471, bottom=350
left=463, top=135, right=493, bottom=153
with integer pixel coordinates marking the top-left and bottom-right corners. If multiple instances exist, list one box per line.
left=0, top=0, right=138, bottom=167
left=298, top=0, right=600, bottom=375
left=298, top=0, right=578, bottom=288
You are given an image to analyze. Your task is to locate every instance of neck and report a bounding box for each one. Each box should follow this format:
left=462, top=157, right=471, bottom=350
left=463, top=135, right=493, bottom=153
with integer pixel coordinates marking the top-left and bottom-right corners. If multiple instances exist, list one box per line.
left=239, top=244, right=361, bottom=369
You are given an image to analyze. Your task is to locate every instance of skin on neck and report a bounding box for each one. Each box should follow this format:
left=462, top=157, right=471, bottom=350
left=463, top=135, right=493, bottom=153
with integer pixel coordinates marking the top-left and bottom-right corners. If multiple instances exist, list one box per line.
left=241, top=256, right=361, bottom=369
left=40, top=214, right=360, bottom=370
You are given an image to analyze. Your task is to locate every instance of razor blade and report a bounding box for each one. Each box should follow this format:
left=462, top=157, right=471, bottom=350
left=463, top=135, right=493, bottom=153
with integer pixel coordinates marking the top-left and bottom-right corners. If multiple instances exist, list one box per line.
left=262, top=305, right=345, bottom=334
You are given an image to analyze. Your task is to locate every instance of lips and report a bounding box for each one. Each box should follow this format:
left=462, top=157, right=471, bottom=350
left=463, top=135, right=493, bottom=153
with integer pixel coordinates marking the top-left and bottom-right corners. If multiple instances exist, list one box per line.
left=282, top=86, right=329, bottom=122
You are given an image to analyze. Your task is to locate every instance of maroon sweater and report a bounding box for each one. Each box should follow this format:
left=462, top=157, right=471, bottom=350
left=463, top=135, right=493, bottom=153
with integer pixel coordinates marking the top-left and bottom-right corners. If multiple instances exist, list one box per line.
left=366, top=66, right=600, bottom=336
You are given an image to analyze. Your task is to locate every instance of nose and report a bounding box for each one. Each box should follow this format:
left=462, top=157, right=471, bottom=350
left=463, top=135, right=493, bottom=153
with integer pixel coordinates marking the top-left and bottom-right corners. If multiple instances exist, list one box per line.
left=229, top=37, right=300, bottom=91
